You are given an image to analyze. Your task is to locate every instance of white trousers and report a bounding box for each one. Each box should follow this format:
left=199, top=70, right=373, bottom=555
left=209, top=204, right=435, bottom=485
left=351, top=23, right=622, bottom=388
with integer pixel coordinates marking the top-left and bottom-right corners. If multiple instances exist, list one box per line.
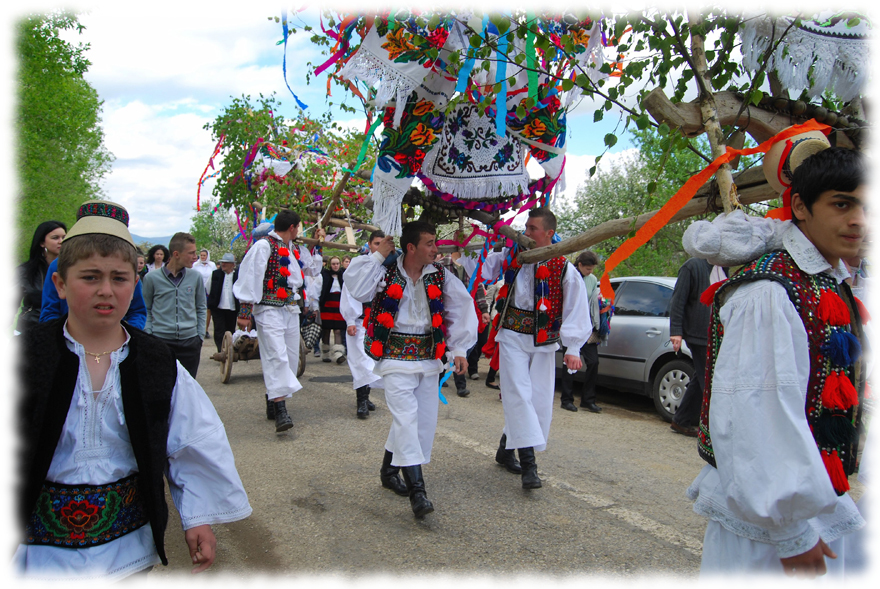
left=498, top=339, right=556, bottom=452
left=345, top=325, right=383, bottom=390
left=254, top=306, right=303, bottom=400
left=700, top=520, right=849, bottom=578
left=382, top=371, right=440, bottom=467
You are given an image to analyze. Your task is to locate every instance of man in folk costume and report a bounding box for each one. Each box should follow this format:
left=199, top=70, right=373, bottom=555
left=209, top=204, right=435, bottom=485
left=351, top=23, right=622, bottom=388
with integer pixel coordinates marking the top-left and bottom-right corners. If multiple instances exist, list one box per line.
left=481, top=207, right=589, bottom=489
left=344, top=221, right=478, bottom=519
left=340, top=230, right=386, bottom=419
left=685, top=146, right=868, bottom=577
left=233, top=209, right=325, bottom=433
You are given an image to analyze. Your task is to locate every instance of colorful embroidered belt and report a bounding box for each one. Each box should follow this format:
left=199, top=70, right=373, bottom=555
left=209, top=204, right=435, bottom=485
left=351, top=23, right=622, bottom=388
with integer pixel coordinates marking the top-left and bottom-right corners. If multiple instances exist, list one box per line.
left=502, top=305, right=535, bottom=335
left=386, top=332, right=434, bottom=361
left=25, top=474, right=149, bottom=548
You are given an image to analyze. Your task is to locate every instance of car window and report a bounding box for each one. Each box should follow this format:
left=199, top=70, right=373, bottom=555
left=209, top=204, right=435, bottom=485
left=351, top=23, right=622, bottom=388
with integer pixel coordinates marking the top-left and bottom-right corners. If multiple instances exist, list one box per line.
left=613, top=281, right=673, bottom=317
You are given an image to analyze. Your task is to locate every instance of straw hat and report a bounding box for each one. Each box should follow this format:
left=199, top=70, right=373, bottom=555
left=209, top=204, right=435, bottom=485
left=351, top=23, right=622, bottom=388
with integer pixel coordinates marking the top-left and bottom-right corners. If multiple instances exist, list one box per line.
left=762, top=129, right=830, bottom=194
left=65, top=200, right=135, bottom=246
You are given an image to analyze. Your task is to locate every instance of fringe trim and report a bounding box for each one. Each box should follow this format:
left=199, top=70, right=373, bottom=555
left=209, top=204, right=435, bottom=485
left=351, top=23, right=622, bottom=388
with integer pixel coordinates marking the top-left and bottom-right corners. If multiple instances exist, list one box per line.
left=371, top=175, right=408, bottom=237
left=338, top=49, right=419, bottom=128
left=426, top=176, right=530, bottom=201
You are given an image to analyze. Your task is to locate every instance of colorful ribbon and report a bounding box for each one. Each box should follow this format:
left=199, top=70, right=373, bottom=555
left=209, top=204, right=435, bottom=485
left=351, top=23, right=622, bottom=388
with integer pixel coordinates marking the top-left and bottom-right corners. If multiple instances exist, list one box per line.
left=598, top=120, right=832, bottom=300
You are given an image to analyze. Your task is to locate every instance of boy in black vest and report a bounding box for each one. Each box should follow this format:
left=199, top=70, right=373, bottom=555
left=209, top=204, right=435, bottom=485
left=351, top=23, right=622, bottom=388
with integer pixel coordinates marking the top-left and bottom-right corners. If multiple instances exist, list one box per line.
left=16, top=201, right=251, bottom=580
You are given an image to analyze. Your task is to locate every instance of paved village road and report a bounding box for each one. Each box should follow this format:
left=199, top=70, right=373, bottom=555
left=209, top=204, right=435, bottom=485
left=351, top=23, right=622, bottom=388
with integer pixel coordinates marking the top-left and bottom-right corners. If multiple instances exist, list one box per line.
left=151, top=335, right=713, bottom=581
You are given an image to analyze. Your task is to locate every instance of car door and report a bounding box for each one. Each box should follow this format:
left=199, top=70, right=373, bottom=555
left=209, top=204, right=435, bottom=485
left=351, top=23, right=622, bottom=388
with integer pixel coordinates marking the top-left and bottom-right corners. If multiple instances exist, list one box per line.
left=598, top=280, right=674, bottom=383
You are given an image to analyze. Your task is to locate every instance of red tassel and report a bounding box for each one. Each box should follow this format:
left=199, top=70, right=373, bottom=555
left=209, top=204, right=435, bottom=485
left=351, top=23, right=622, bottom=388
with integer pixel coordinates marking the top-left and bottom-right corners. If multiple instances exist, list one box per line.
left=535, top=266, right=550, bottom=280
left=821, top=371, right=846, bottom=410
left=536, top=329, right=548, bottom=344
left=838, top=373, right=859, bottom=408
left=498, top=284, right=509, bottom=299
left=377, top=312, right=394, bottom=328
left=432, top=313, right=443, bottom=328
left=818, top=290, right=850, bottom=326
left=370, top=341, right=384, bottom=357
left=435, top=342, right=446, bottom=359
left=854, top=296, right=871, bottom=325
left=700, top=280, right=726, bottom=307
left=821, top=449, right=850, bottom=494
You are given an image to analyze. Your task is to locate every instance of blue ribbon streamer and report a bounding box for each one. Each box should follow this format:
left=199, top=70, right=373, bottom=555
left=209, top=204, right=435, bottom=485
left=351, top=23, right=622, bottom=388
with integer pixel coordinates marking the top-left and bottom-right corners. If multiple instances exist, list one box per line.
left=437, top=369, right=451, bottom=404
left=282, top=11, right=309, bottom=110
left=494, top=29, right=509, bottom=137
left=456, top=15, right=488, bottom=93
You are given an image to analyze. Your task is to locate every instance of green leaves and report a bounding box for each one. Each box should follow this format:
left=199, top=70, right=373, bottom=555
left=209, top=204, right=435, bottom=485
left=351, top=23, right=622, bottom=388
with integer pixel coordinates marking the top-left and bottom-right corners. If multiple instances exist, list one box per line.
left=604, top=133, right=618, bottom=148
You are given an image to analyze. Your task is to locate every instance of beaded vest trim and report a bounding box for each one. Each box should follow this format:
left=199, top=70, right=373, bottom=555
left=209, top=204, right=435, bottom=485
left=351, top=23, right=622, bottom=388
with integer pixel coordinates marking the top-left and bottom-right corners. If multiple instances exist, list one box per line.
left=258, top=237, right=296, bottom=307
left=497, top=256, right=568, bottom=346
left=699, top=251, right=864, bottom=495
left=364, top=262, right=447, bottom=361
left=26, top=474, right=149, bottom=548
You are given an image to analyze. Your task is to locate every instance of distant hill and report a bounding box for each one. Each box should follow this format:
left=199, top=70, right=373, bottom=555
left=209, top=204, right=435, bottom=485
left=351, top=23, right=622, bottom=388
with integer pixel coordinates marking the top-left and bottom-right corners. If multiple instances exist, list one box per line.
left=130, top=233, right=172, bottom=248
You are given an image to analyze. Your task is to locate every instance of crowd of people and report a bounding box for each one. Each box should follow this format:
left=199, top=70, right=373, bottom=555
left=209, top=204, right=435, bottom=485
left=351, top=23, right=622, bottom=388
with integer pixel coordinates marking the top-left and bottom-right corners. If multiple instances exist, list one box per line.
left=11, top=144, right=872, bottom=580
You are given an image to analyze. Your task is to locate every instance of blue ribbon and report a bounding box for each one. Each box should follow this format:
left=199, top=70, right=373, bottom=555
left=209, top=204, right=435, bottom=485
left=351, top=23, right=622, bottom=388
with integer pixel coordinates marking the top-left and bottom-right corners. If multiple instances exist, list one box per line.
left=494, top=28, right=509, bottom=137
left=281, top=11, right=309, bottom=110
left=437, top=369, right=451, bottom=404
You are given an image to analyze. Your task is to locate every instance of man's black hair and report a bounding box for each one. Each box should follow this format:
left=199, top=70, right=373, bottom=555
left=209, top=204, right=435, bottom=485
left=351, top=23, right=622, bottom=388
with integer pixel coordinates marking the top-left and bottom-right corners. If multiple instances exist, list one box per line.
left=528, top=207, right=557, bottom=232
left=400, top=221, right=436, bottom=254
left=368, top=229, right=386, bottom=242
left=790, top=147, right=865, bottom=219
left=275, top=208, right=301, bottom=233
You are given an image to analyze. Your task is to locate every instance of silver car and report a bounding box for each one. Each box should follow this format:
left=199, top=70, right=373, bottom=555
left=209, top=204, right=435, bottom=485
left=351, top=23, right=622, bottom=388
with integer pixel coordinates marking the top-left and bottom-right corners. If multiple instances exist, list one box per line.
left=557, top=276, right=694, bottom=421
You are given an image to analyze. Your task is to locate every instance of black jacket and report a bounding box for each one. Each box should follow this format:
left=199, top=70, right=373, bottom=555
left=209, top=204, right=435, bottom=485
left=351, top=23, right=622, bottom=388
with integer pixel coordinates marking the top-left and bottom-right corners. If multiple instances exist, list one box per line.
left=18, top=318, right=178, bottom=565
left=669, top=257, right=713, bottom=346
left=207, top=268, right=240, bottom=314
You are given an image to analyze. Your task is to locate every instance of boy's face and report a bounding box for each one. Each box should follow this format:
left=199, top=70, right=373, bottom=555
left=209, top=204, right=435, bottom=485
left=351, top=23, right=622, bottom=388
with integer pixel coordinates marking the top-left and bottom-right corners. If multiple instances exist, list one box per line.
left=792, top=185, right=867, bottom=267
left=525, top=216, right=554, bottom=248
left=408, top=232, right=438, bottom=267
left=577, top=263, right=596, bottom=277
left=53, top=253, right=136, bottom=332
left=175, top=242, right=198, bottom=268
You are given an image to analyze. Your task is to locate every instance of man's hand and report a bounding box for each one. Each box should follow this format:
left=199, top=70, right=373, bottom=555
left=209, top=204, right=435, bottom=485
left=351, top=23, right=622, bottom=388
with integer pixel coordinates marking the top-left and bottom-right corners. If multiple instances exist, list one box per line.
left=453, top=356, right=468, bottom=375
left=237, top=317, right=251, bottom=331
left=481, top=312, right=490, bottom=325
left=347, top=325, right=357, bottom=336
left=184, top=524, right=217, bottom=574
left=377, top=236, right=395, bottom=258
left=780, top=539, right=836, bottom=578
left=669, top=335, right=682, bottom=353
left=563, top=354, right=582, bottom=371
left=315, top=227, right=326, bottom=242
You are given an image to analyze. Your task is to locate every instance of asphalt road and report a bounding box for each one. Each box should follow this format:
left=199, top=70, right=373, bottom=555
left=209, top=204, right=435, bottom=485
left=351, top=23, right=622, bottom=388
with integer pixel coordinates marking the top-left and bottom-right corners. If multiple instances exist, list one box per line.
left=149, top=334, right=715, bottom=581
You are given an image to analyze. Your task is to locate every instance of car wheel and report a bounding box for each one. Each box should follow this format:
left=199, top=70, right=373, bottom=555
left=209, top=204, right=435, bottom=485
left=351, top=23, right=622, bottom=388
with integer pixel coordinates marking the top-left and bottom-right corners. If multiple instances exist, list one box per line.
left=652, top=359, right=693, bottom=422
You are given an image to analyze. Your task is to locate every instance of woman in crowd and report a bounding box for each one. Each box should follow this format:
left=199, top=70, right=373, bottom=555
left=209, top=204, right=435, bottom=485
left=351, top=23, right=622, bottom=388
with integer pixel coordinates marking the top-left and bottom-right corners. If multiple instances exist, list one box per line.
left=319, top=255, right=346, bottom=363
left=145, top=244, right=169, bottom=273
left=15, top=220, right=66, bottom=333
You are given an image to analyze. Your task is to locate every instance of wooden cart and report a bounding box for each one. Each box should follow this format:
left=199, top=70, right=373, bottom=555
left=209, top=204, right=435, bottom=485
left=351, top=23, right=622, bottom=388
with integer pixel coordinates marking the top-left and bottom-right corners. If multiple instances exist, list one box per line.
left=214, top=331, right=307, bottom=384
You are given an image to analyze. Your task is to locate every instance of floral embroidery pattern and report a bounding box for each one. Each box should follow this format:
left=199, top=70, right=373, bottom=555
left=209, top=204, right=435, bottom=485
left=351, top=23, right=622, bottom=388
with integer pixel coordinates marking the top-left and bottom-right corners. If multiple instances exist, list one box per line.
left=377, top=93, right=444, bottom=179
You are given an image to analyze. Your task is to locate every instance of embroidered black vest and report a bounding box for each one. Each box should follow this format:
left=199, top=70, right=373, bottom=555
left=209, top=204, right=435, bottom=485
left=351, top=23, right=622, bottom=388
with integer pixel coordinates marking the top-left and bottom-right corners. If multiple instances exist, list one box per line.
left=497, top=256, right=568, bottom=346
left=363, top=262, right=446, bottom=361
left=18, top=318, right=178, bottom=565
left=699, top=251, right=865, bottom=494
left=258, top=236, right=296, bottom=307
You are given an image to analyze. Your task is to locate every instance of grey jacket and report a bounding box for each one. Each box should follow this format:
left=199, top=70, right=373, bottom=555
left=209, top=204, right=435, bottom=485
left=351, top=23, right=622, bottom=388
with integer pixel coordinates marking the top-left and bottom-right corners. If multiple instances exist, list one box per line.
left=143, top=267, right=207, bottom=341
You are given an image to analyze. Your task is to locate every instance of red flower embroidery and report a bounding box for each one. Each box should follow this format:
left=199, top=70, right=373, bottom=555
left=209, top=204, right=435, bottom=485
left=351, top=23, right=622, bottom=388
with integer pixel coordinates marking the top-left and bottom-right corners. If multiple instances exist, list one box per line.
left=60, top=500, right=100, bottom=536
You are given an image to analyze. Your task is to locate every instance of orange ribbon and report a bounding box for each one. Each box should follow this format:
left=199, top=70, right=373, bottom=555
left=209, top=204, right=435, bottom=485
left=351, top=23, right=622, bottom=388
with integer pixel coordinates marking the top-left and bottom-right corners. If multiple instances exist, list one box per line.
left=599, top=119, right=831, bottom=300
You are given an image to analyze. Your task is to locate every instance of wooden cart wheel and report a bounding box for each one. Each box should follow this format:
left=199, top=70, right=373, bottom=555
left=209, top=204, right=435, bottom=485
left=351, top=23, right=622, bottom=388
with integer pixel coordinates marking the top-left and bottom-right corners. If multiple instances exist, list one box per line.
left=220, top=331, right=234, bottom=384
left=297, top=336, right=307, bottom=378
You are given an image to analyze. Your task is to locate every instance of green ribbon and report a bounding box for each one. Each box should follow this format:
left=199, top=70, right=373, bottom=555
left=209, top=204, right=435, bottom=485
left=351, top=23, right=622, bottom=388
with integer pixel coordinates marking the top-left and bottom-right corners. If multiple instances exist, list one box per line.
left=342, top=117, right=383, bottom=175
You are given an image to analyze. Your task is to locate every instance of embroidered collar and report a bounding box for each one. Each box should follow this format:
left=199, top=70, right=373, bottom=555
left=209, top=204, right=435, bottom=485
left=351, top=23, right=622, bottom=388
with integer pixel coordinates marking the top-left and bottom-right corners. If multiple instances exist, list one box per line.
left=783, top=224, right=851, bottom=283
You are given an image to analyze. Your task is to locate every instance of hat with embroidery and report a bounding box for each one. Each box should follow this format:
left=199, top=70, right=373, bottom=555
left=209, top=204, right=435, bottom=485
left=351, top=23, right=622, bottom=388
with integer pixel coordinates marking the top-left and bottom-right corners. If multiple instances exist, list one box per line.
left=64, top=200, right=135, bottom=247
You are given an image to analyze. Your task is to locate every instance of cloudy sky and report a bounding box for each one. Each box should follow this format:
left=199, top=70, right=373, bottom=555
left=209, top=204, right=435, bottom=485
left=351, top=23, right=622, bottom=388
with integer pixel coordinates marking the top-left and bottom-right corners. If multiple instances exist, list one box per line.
left=4, top=0, right=636, bottom=241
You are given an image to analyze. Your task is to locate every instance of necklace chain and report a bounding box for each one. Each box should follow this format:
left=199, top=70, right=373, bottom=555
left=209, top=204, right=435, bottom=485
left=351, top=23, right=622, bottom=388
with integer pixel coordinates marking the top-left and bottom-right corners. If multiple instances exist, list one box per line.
left=84, top=349, right=114, bottom=364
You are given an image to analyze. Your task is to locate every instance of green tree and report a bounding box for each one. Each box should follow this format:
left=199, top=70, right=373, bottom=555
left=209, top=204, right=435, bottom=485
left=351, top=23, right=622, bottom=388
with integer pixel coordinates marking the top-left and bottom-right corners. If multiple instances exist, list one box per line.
left=189, top=199, right=250, bottom=263
left=16, top=11, right=114, bottom=261
left=203, top=94, right=376, bottom=237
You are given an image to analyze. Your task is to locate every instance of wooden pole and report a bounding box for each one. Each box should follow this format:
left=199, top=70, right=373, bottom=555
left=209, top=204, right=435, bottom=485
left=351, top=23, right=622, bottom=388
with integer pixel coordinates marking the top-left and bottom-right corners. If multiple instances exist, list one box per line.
left=317, top=166, right=354, bottom=232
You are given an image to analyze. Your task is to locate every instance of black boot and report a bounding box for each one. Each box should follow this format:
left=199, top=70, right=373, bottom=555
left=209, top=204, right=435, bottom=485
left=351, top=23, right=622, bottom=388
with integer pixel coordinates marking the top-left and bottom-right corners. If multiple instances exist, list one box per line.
left=453, top=372, right=470, bottom=397
left=266, top=394, right=275, bottom=420
left=365, top=386, right=376, bottom=411
left=356, top=386, right=370, bottom=419
left=379, top=450, right=408, bottom=496
left=274, top=400, right=293, bottom=433
left=494, top=433, right=522, bottom=474
left=400, top=465, right=434, bottom=518
left=485, top=367, right=499, bottom=390
left=518, top=447, right=542, bottom=489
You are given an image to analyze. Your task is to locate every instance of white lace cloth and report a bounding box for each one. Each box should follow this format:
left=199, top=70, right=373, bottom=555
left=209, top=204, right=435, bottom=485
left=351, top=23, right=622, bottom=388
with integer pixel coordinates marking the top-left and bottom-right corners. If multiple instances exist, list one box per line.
left=687, top=228, right=864, bottom=561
